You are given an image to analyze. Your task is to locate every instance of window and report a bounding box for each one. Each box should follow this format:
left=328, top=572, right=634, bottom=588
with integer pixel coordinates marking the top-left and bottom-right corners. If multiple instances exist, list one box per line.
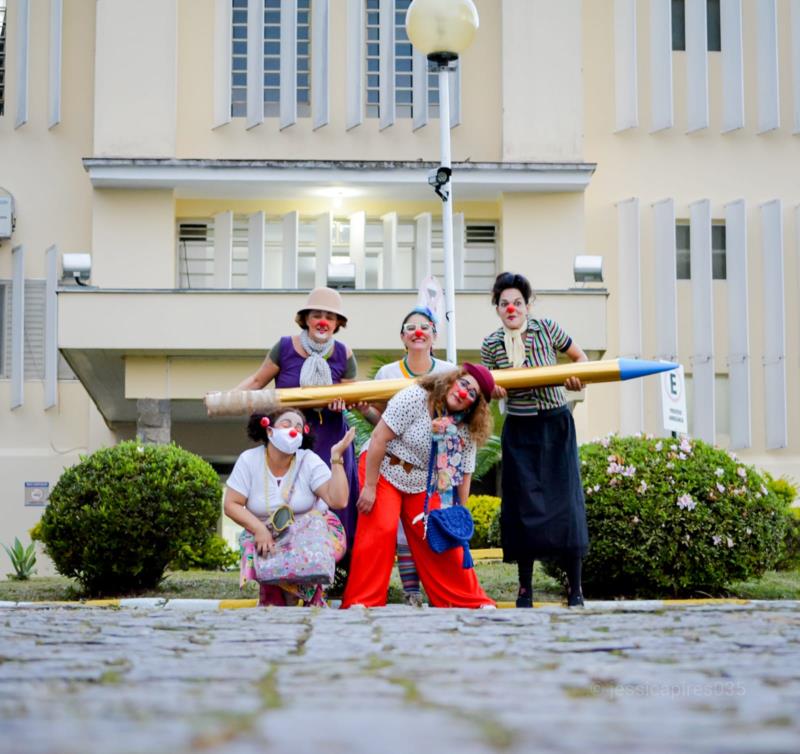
left=231, top=0, right=311, bottom=119
left=671, top=0, right=721, bottom=52
left=366, top=0, right=440, bottom=119
left=0, top=279, right=75, bottom=380
left=0, top=0, right=7, bottom=117
left=676, top=223, right=726, bottom=280
left=176, top=217, right=498, bottom=291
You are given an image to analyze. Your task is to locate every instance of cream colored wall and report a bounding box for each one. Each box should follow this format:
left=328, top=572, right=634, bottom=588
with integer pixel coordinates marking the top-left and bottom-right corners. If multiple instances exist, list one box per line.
left=176, top=0, right=502, bottom=161
left=94, top=0, right=177, bottom=157
left=501, top=0, right=583, bottom=161
left=91, top=190, right=177, bottom=287
left=175, top=197, right=500, bottom=221
left=583, top=0, right=800, bottom=478
left=0, top=383, right=97, bottom=576
left=500, top=193, right=586, bottom=289
left=0, top=0, right=95, bottom=277
left=0, top=0, right=102, bottom=574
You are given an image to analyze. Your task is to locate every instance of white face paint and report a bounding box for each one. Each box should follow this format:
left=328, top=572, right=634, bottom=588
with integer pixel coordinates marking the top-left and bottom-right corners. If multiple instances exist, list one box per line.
left=268, top=426, right=303, bottom=455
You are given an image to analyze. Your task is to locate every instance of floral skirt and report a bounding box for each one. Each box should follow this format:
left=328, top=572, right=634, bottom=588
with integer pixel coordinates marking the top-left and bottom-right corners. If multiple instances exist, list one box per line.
left=239, top=511, right=347, bottom=607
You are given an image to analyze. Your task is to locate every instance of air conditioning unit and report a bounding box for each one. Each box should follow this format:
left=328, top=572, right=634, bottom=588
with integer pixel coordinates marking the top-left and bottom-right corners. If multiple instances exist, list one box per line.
left=0, top=194, right=15, bottom=239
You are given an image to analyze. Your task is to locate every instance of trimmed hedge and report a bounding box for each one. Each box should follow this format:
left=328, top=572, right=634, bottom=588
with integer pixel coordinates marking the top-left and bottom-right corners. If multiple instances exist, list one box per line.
left=38, top=441, right=221, bottom=595
left=545, top=435, right=791, bottom=597
left=170, top=534, right=239, bottom=572
left=465, top=495, right=501, bottom=549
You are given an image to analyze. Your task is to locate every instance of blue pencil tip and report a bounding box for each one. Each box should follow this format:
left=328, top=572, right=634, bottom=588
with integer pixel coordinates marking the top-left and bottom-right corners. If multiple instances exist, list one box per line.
left=618, top=358, right=679, bottom=381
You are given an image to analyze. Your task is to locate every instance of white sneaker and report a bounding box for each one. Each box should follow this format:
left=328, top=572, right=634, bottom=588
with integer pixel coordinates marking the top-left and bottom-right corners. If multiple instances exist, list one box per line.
left=479, top=604, right=497, bottom=610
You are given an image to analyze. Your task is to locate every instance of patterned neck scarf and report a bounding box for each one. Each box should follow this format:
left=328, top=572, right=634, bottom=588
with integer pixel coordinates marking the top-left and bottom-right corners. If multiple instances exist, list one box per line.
left=298, top=329, right=335, bottom=386
left=502, top=323, right=528, bottom=368
left=429, top=412, right=466, bottom=507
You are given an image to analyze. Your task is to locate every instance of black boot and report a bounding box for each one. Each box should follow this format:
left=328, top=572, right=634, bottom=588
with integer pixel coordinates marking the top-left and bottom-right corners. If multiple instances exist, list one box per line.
left=516, top=557, right=534, bottom=608
left=565, top=556, right=584, bottom=607
left=516, top=586, right=533, bottom=608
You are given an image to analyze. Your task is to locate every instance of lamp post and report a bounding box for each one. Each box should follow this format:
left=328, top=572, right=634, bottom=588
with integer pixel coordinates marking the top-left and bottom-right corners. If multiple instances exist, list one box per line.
left=406, top=0, right=479, bottom=365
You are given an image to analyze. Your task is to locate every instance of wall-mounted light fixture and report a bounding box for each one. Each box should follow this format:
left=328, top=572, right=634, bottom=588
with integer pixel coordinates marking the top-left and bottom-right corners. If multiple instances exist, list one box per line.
left=573, top=255, right=604, bottom=284
left=62, top=253, right=92, bottom=286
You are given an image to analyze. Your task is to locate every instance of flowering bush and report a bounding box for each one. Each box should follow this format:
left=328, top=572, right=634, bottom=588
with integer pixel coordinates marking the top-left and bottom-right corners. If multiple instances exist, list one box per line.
left=546, top=435, right=791, bottom=597
left=465, top=495, right=501, bottom=548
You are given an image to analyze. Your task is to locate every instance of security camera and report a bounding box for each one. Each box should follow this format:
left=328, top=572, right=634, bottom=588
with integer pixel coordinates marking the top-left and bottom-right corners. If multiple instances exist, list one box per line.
left=427, top=166, right=452, bottom=202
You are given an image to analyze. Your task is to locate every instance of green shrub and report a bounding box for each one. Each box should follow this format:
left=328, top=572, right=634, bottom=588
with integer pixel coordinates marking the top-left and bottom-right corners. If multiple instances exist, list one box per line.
left=39, top=441, right=221, bottom=595
left=544, top=435, right=790, bottom=597
left=487, top=505, right=502, bottom=548
left=465, top=495, right=501, bottom=548
left=764, top=474, right=799, bottom=572
left=170, top=534, right=238, bottom=571
left=775, top=507, right=800, bottom=572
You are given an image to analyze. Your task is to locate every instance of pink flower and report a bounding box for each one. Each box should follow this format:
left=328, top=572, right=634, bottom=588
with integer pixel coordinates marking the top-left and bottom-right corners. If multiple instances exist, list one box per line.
left=600, top=437, right=610, bottom=448
left=716, top=482, right=725, bottom=494
left=622, top=465, right=637, bottom=477
left=638, top=480, right=648, bottom=494
left=712, top=535, right=722, bottom=546
left=726, top=537, right=735, bottom=549
left=655, top=441, right=663, bottom=451
left=676, top=494, right=697, bottom=511
left=715, top=468, right=724, bottom=477
left=737, top=467, right=746, bottom=479
left=679, top=438, right=692, bottom=454
left=678, top=452, right=687, bottom=461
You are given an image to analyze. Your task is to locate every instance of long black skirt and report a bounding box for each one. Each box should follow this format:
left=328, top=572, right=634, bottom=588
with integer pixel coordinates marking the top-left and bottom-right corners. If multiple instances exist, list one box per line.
left=500, top=406, right=589, bottom=562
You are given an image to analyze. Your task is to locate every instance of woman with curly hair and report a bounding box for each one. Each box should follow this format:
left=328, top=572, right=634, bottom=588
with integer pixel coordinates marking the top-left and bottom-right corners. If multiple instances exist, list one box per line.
left=342, top=364, right=496, bottom=608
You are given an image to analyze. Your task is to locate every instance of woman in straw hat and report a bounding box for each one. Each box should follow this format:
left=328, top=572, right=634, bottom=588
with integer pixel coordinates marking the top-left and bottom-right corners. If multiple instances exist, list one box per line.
left=235, top=287, right=360, bottom=551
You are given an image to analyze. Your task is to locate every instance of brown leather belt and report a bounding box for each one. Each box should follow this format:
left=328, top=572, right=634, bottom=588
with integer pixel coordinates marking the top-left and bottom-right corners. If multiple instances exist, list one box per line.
left=387, top=453, right=418, bottom=474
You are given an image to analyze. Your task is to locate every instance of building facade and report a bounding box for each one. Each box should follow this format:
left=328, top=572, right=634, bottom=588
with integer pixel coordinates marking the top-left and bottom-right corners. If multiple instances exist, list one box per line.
left=0, top=0, right=798, bottom=572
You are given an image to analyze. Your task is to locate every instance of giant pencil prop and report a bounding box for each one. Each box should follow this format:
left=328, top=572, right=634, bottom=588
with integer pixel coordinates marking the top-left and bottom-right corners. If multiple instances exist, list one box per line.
left=204, top=358, right=678, bottom=417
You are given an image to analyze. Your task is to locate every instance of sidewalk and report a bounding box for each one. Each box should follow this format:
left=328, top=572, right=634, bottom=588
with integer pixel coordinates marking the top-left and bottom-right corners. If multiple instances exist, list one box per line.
left=0, top=601, right=797, bottom=754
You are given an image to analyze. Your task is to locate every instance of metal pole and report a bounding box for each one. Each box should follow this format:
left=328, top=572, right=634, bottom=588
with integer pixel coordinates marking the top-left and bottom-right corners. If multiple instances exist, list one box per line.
left=437, top=64, right=457, bottom=365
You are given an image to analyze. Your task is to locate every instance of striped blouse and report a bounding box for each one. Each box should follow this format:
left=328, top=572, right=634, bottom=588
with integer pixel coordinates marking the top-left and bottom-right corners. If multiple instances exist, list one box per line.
left=480, top=318, right=573, bottom=415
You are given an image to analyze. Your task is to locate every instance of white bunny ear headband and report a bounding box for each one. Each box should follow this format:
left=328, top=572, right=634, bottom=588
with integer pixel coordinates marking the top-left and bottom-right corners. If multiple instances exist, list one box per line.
left=416, top=275, right=444, bottom=326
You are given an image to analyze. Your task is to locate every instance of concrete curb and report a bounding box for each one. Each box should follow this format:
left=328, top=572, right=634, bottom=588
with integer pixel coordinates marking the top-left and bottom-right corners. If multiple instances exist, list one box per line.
left=1, top=598, right=797, bottom=611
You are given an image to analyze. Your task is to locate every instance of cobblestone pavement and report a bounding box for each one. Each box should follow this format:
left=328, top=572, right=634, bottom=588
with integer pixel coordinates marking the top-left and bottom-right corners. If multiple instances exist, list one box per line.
left=1, top=602, right=799, bottom=754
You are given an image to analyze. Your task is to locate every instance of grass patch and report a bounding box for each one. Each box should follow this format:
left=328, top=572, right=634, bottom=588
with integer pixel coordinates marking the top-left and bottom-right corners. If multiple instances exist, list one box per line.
left=725, top=570, right=800, bottom=600
left=2, top=565, right=797, bottom=603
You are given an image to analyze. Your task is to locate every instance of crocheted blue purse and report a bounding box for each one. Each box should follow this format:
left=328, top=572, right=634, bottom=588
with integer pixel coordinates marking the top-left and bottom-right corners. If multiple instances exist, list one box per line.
left=426, top=505, right=475, bottom=568
left=422, top=441, right=475, bottom=569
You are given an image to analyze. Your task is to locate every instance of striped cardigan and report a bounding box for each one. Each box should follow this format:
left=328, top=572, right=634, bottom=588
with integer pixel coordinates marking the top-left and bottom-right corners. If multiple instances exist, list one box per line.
left=480, top=318, right=572, bottom=415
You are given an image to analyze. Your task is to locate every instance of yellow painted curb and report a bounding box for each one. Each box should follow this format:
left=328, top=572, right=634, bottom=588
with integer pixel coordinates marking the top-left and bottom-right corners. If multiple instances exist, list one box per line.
left=218, top=599, right=259, bottom=609
left=471, top=548, right=504, bottom=560
left=82, top=599, right=122, bottom=607
left=661, top=598, right=751, bottom=606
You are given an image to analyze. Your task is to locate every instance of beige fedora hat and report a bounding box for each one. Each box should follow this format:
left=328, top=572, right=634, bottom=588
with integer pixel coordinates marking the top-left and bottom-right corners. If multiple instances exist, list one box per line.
left=296, top=287, right=347, bottom=321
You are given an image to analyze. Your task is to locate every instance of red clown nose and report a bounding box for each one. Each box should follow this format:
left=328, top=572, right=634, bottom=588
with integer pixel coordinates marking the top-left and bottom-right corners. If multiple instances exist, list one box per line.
left=414, top=329, right=424, bottom=338
left=458, top=389, right=469, bottom=400
left=289, top=429, right=298, bottom=438
left=318, top=320, right=330, bottom=328
left=506, top=305, right=516, bottom=314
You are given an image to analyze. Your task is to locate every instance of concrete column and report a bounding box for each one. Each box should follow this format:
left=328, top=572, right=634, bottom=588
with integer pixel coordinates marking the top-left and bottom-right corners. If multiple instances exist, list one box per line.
left=136, top=399, right=171, bottom=445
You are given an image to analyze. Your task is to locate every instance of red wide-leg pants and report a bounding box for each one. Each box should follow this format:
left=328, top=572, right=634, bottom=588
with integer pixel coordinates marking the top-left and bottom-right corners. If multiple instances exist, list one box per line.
left=342, top=456, right=494, bottom=608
